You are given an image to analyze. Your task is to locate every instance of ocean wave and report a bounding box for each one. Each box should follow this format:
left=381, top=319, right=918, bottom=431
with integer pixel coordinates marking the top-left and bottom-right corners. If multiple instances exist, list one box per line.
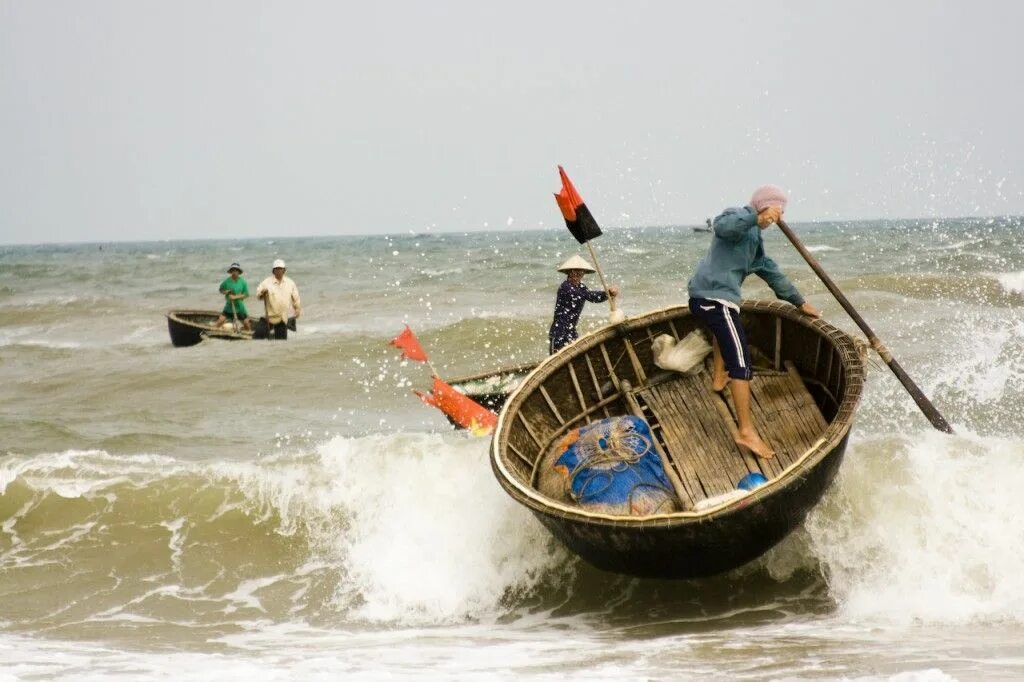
left=922, top=239, right=980, bottom=252
left=5, top=423, right=1023, bottom=632
left=0, top=330, right=83, bottom=350
left=0, top=435, right=563, bottom=629
left=13, top=294, right=87, bottom=307
left=840, top=273, right=1024, bottom=306
left=997, top=271, right=1024, bottom=295
left=805, top=245, right=841, bottom=253
left=418, top=267, right=464, bottom=277
left=805, top=429, right=1024, bottom=625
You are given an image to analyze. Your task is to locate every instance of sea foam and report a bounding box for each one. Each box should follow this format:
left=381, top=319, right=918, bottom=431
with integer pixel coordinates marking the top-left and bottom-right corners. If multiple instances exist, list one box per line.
left=805, top=429, right=1024, bottom=625
left=997, top=271, right=1024, bottom=295
left=0, top=435, right=566, bottom=626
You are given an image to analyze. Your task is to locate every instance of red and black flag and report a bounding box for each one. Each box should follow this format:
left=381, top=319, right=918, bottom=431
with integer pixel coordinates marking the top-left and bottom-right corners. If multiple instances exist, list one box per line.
left=554, top=166, right=603, bottom=244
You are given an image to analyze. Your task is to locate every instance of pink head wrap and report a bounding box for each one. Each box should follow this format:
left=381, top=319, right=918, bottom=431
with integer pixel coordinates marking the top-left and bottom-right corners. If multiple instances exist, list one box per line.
left=750, top=185, right=787, bottom=213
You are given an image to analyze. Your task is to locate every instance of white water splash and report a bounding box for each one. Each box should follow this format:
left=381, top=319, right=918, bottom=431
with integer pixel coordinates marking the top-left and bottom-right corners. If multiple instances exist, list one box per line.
left=997, top=271, right=1024, bottom=295
left=806, top=429, right=1024, bottom=625
left=313, top=433, right=566, bottom=624
left=1, top=435, right=564, bottom=627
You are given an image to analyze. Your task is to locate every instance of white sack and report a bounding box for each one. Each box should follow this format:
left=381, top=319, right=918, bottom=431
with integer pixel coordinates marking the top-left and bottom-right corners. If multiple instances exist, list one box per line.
left=651, top=330, right=712, bottom=375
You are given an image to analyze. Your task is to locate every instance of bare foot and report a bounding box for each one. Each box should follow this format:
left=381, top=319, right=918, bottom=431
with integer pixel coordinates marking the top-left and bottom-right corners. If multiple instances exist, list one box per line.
left=735, top=429, right=775, bottom=459
left=712, top=370, right=729, bottom=392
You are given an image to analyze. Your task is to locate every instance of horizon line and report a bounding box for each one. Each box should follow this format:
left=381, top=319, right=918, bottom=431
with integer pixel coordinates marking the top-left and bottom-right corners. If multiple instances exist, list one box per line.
left=1, top=213, right=1020, bottom=248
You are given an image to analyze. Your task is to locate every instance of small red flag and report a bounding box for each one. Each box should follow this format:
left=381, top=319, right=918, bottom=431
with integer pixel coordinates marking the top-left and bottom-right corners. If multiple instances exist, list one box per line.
left=389, top=325, right=429, bottom=363
left=415, top=376, right=498, bottom=436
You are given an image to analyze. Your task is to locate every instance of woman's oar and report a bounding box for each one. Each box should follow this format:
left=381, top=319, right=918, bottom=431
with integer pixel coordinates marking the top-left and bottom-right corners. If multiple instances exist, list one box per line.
left=584, top=241, right=623, bottom=323
left=776, top=218, right=954, bottom=434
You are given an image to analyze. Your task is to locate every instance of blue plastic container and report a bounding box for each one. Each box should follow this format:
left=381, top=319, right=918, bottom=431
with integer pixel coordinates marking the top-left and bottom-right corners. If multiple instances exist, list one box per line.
left=737, top=472, right=769, bottom=491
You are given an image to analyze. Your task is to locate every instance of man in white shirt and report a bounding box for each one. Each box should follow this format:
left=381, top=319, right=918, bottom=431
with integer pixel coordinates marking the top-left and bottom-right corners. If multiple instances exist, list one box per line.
left=256, top=259, right=302, bottom=340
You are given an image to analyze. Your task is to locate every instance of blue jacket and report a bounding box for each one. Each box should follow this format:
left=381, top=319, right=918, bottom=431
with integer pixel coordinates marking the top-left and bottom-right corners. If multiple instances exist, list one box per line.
left=687, top=206, right=804, bottom=307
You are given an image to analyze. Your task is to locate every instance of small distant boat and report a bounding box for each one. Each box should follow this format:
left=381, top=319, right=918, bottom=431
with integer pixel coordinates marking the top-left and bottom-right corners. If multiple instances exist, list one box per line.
left=490, top=300, right=866, bottom=579
left=167, top=310, right=298, bottom=347
left=166, top=310, right=252, bottom=347
left=693, top=218, right=713, bottom=233
left=446, top=361, right=539, bottom=416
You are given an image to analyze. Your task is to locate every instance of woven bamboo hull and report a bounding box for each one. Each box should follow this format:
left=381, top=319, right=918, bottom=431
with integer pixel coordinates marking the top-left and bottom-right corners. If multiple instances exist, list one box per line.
left=514, top=431, right=848, bottom=578
left=166, top=310, right=252, bottom=347
left=490, top=301, right=866, bottom=579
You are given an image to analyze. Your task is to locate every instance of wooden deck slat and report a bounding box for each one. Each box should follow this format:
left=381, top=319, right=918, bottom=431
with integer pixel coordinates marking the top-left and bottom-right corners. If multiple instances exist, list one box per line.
left=674, top=383, right=732, bottom=486
left=706, top=375, right=767, bottom=476
left=539, top=385, right=566, bottom=425
left=641, top=383, right=710, bottom=498
left=507, top=442, right=534, bottom=470
left=634, top=363, right=830, bottom=504
left=687, top=378, right=759, bottom=492
left=786, top=362, right=829, bottom=430
left=517, top=411, right=543, bottom=448
left=622, top=338, right=648, bottom=386
left=691, top=370, right=757, bottom=482
left=768, top=368, right=822, bottom=451
left=567, top=362, right=588, bottom=412
left=744, top=377, right=798, bottom=471
left=599, top=343, right=622, bottom=392
left=774, top=317, right=783, bottom=370
left=583, top=353, right=613, bottom=419
left=747, top=375, right=803, bottom=466
left=647, top=378, right=739, bottom=497
left=749, top=370, right=825, bottom=464
left=640, top=383, right=710, bottom=499
left=622, top=388, right=692, bottom=510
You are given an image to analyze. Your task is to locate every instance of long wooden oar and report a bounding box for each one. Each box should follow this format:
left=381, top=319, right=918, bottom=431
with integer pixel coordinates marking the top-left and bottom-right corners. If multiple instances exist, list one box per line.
left=776, top=218, right=954, bottom=434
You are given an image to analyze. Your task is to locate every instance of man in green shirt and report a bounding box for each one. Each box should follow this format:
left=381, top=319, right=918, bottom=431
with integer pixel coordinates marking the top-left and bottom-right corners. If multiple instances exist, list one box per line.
left=213, top=262, right=251, bottom=331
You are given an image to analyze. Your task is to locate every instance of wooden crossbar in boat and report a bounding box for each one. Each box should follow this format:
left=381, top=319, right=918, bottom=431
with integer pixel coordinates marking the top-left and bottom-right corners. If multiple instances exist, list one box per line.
left=633, top=364, right=828, bottom=509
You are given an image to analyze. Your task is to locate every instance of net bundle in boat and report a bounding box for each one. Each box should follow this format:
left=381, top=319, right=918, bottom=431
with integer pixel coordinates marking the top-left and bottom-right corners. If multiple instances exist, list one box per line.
left=553, top=416, right=678, bottom=516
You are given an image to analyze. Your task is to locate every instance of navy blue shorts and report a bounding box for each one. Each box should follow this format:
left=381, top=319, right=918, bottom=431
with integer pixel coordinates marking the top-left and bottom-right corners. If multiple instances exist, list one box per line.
left=688, top=298, right=753, bottom=381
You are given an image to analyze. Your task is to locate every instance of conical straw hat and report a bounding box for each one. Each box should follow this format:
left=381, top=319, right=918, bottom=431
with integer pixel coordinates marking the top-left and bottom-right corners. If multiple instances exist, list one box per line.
left=557, top=255, right=596, bottom=274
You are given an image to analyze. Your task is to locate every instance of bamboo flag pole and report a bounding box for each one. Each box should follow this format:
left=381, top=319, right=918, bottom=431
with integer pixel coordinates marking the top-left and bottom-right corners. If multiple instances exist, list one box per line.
left=776, top=218, right=954, bottom=434
left=585, top=241, right=617, bottom=315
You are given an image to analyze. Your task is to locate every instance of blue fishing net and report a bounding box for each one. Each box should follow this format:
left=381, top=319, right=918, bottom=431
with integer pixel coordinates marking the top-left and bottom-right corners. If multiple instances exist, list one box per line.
left=553, top=415, right=678, bottom=515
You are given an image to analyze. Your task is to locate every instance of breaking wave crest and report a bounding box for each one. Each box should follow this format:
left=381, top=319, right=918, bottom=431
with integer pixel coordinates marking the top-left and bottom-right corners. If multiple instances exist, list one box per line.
left=0, top=434, right=564, bottom=632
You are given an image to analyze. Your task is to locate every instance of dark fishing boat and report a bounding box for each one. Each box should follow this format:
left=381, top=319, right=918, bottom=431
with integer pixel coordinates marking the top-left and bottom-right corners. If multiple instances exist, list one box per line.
left=166, top=310, right=252, bottom=347
left=447, top=361, right=540, bottom=413
left=490, top=300, right=866, bottom=579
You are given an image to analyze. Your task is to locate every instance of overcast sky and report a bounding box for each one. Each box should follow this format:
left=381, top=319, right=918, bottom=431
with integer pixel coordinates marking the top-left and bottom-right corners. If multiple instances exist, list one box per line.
left=1, top=1, right=1022, bottom=244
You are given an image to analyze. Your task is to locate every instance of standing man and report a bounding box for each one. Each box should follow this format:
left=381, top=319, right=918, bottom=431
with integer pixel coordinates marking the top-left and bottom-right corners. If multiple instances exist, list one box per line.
left=256, top=259, right=302, bottom=340
left=549, top=255, right=619, bottom=354
left=687, top=185, right=820, bottom=459
left=213, top=262, right=251, bottom=331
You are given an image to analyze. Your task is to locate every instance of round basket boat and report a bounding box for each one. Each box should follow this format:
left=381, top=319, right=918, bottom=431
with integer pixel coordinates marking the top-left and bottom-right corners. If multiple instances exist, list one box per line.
left=490, top=300, right=866, bottom=579
left=166, top=310, right=252, bottom=347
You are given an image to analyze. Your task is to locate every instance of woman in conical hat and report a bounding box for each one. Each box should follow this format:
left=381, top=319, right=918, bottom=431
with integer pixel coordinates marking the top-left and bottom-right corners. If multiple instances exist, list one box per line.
left=549, top=255, right=619, bottom=354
